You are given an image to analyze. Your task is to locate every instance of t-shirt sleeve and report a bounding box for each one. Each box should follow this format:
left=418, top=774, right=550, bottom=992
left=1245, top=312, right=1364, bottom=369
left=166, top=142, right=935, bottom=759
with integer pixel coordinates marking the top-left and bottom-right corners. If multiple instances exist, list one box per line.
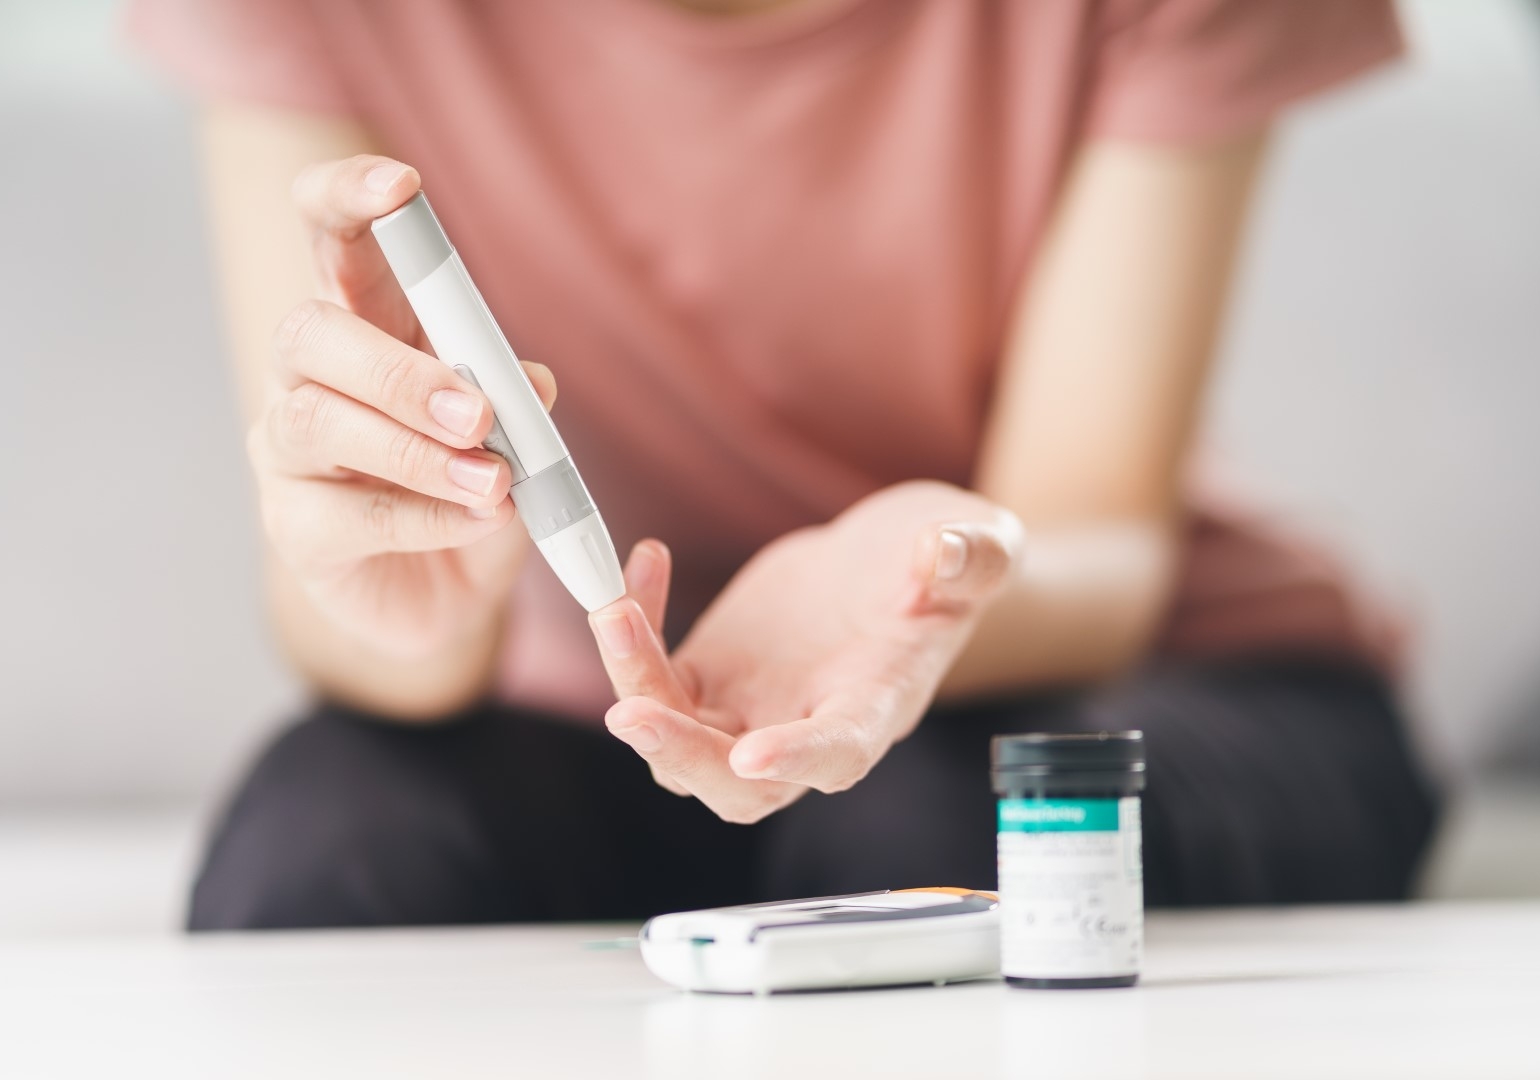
left=123, top=0, right=353, bottom=114
left=1086, top=0, right=1404, bottom=143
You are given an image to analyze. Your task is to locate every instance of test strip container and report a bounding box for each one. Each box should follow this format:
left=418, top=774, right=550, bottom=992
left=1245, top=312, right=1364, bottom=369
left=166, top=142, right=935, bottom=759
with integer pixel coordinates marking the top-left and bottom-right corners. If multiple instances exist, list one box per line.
left=991, top=731, right=1146, bottom=989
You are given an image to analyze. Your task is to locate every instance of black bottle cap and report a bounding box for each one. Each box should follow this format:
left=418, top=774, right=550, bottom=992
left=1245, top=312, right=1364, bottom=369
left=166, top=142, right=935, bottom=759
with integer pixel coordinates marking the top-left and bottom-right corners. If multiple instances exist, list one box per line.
left=992, top=731, right=1145, bottom=773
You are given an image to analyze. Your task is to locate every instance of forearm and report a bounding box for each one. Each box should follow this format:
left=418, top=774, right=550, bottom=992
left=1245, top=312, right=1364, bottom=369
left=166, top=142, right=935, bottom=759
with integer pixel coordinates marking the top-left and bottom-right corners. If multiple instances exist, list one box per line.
left=945, top=135, right=1266, bottom=699
left=937, top=519, right=1176, bottom=700
left=266, top=554, right=512, bottom=720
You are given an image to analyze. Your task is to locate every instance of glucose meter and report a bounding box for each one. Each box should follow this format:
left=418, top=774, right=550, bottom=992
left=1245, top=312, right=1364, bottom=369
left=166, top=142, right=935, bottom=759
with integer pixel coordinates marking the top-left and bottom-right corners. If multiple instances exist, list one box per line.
left=640, top=888, right=1000, bottom=994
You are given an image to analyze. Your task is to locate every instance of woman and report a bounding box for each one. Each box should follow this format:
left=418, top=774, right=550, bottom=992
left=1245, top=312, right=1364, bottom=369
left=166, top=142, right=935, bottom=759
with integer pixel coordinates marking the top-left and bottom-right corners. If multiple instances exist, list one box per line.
left=130, top=0, right=1437, bottom=929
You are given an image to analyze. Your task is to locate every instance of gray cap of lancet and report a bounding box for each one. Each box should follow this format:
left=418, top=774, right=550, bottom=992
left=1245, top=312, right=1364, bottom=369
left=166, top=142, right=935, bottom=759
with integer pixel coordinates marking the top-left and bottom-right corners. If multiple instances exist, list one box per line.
left=371, top=191, right=453, bottom=290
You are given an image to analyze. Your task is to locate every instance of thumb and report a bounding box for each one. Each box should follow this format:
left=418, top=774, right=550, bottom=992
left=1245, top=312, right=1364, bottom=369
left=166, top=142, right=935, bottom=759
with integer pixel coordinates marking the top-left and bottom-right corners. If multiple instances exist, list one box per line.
left=729, top=694, right=878, bottom=794
left=910, top=514, right=1021, bottom=615
left=291, top=155, right=424, bottom=339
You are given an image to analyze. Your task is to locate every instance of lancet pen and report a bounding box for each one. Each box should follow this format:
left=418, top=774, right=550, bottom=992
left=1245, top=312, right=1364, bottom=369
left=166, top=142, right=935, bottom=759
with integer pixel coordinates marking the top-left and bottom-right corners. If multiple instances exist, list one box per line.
left=372, top=192, right=625, bottom=612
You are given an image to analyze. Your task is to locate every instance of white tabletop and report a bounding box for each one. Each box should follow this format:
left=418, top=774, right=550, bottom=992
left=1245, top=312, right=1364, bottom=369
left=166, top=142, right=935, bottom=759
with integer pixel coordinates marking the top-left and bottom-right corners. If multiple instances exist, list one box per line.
left=1, top=902, right=1534, bottom=1079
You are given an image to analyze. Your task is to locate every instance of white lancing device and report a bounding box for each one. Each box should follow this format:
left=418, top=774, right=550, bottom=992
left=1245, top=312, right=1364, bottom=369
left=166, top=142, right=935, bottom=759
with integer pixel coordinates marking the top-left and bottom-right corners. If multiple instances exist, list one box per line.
left=371, top=191, right=625, bottom=612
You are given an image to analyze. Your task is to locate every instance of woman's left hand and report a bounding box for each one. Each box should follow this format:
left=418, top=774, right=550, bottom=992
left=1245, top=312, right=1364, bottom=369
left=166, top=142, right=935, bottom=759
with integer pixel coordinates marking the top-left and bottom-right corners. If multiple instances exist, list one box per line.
left=589, top=481, right=1024, bottom=824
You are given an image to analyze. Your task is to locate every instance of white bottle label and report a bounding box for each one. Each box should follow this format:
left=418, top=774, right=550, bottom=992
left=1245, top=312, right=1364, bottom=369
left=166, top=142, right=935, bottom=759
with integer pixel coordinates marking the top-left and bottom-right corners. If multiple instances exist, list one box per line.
left=997, top=796, right=1143, bottom=980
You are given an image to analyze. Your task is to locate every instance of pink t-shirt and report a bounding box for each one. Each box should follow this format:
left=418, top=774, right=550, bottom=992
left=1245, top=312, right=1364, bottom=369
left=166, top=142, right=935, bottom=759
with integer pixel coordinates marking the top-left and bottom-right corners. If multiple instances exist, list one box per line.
left=130, top=0, right=1404, bottom=718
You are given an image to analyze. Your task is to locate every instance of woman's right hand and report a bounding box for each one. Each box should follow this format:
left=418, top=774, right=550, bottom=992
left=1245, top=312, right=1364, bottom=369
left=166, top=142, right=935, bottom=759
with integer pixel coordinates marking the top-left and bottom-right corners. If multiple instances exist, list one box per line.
left=247, top=155, right=555, bottom=659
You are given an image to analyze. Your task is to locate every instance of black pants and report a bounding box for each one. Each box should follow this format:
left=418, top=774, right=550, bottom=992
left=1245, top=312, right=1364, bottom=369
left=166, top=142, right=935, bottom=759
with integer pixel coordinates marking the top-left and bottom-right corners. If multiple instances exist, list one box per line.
left=188, top=657, right=1439, bottom=930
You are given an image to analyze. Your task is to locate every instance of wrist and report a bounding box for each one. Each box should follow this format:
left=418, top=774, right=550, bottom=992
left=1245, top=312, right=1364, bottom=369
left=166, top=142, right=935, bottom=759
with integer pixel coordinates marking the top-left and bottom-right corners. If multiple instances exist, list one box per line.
left=271, top=561, right=508, bottom=722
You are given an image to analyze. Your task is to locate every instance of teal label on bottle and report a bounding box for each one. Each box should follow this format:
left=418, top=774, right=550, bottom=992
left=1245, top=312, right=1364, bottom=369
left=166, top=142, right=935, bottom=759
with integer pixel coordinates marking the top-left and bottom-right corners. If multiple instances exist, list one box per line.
left=998, top=798, right=1120, bottom=833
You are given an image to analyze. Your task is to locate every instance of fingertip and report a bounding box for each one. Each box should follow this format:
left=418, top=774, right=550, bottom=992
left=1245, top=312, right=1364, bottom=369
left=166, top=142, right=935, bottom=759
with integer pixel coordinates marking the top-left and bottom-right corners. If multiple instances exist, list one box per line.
left=523, top=362, right=558, bottom=410
left=466, top=496, right=511, bottom=523
left=623, top=538, right=672, bottom=638
left=292, top=156, right=421, bottom=230
left=603, top=699, right=663, bottom=754
left=728, top=732, right=782, bottom=781
left=623, top=555, right=653, bottom=598
left=912, top=524, right=966, bottom=585
left=605, top=697, right=650, bottom=733
left=363, top=161, right=416, bottom=199
left=624, top=539, right=663, bottom=589
left=590, top=602, right=640, bottom=659
left=606, top=695, right=683, bottom=739
left=912, top=521, right=1014, bottom=612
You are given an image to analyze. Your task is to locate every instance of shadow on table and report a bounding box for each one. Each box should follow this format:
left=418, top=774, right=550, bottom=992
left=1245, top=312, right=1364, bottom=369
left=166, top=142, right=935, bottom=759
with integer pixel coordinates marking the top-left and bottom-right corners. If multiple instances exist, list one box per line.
left=1142, top=967, right=1410, bottom=990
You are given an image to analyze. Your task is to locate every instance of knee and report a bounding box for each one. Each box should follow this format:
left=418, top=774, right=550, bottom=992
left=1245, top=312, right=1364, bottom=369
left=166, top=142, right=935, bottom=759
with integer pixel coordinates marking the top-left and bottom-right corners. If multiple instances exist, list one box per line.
left=1111, top=660, right=1441, bottom=905
left=188, top=709, right=499, bottom=931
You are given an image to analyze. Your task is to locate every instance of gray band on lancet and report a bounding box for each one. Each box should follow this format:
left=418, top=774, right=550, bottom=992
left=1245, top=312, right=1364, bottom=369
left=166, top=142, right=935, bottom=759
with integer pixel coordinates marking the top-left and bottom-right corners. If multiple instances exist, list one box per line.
left=513, top=457, right=597, bottom=542
left=371, top=192, right=453, bottom=290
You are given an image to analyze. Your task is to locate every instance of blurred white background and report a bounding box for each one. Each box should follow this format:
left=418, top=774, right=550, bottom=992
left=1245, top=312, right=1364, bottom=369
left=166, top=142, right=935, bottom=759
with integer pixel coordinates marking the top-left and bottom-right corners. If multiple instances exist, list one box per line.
left=1, top=1, right=1537, bottom=932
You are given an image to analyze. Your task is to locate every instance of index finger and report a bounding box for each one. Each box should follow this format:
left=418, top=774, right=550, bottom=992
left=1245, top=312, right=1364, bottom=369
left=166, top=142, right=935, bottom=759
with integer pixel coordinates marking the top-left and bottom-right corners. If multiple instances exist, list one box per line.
left=590, top=598, right=695, bottom=715
left=273, top=299, right=495, bottom=450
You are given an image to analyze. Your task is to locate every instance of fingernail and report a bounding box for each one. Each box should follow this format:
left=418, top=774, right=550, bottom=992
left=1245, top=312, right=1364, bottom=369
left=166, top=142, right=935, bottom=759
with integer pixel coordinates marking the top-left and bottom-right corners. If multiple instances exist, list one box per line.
left=594, top=611, right=637, bottom=659
left=935, top=529, right=968, bottom=580
left=467, top=504, right=499, bottom=520
left=610, top=720, right=661, bottom=753
left=365, top=163, right=409, bottom=194
left=448, top=456, right=500, bottom=497
left=429, top=389, right=482, bottom=438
